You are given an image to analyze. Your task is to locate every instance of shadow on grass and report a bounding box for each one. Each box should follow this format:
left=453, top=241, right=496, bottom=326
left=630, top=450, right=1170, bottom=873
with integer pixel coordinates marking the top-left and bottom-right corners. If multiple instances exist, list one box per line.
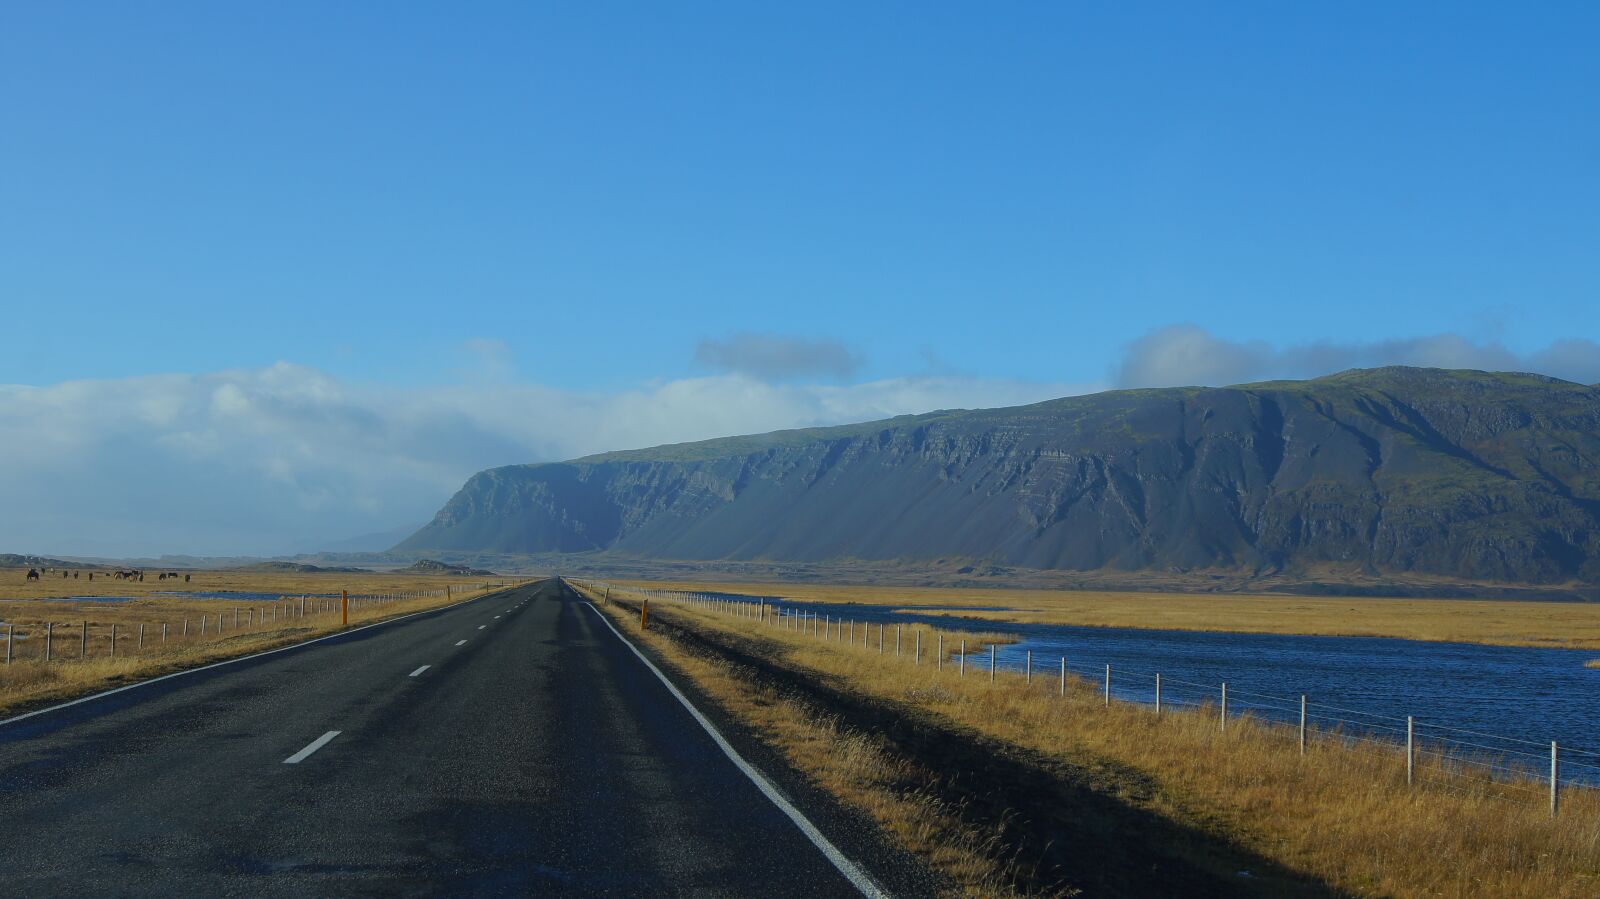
left=650, top=609, right=1352, bottom=899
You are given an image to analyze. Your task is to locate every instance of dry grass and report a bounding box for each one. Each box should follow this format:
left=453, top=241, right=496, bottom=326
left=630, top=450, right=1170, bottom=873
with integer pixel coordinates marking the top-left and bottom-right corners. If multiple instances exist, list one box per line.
left=578, top=585, right=1030, bottom=897
left=617, top=577, right=1600, bottom=650
left=587, top=581, right=1600, bottom=899
left=0, top=569, right=517, bottom=716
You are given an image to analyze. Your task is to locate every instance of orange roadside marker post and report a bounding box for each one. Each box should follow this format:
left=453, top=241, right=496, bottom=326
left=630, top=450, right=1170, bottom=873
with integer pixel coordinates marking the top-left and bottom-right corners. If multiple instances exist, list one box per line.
left=641, top=599, right=649, bottom=629
left=341, top=589, right=349, bottom=626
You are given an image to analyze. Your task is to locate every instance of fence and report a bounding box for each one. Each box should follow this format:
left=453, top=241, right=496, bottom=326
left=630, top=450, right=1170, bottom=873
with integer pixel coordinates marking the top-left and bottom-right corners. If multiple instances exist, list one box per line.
left=582, top=581, right=1598, bottom=819
left=0, top=584, right=505, bottom=667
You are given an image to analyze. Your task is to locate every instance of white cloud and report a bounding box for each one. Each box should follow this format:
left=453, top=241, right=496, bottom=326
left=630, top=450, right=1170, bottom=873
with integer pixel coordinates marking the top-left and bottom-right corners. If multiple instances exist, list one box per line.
left=693, top=332, right=864, bottom=381
left=1115, top=325, right=1600, bottom=388
left=0, top=364, right=1091, bottom=558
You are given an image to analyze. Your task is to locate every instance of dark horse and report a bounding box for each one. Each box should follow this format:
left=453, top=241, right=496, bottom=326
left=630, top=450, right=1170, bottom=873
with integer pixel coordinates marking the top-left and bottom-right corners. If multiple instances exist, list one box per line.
left=25, top=568, right=39, bottom=581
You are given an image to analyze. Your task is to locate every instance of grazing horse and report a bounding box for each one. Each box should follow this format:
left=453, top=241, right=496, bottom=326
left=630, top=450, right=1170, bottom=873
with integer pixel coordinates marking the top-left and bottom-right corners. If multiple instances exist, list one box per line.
left=26, top=568, right=39, bottom=581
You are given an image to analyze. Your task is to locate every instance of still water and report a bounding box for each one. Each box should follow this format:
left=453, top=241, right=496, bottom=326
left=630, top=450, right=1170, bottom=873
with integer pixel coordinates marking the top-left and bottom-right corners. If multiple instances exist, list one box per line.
left=715, top=593, right=1600, bottom=777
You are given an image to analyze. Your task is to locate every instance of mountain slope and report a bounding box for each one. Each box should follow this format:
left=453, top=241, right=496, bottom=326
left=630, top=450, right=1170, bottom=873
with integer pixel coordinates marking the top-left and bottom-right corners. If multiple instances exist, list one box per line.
left=398, top=368, right=1600, bottom=584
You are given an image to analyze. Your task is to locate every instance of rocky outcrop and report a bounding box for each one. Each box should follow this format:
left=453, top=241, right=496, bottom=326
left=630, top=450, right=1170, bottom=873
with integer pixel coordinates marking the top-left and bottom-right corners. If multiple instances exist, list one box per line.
left=398, top=368, right=1600, bottom=584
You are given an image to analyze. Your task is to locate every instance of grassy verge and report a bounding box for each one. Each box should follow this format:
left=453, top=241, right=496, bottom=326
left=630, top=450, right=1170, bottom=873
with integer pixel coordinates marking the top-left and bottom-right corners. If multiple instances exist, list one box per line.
left=614, top=578, right=1600, bottom=650
left=579, top=581, right=1600, bottom=898
left=0, top=576, right=517, bottom=717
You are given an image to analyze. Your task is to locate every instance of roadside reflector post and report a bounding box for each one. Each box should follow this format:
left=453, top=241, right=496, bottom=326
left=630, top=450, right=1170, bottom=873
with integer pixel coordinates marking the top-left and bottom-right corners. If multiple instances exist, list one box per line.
left=879, top=624, right=884, bottom=654
left=4, top=624, right=10, bottom=664
left=138, top=623, right=145, bottom=651
left=1300, top=695, right=1308, bottom=755
left=895, top=625, right=901, bottom=656
left=45, top=622, right=53, bottom=662
left=641, top=599, right=649, bottom=629
left=1105, top=665, right=1111, bottom=707
left=1025, top=649, right=1032, bottom=685
left=1059, top=657, right=1065, bottom=696
left=110, top=623, right=117, bottom=658
left=1406, top=716, right=1415, bottom=786
left=161, top=622, right=167, bottom=643
left=300, top=595, right=305, bottom=617
left=989, top=643, right=995, bottom=681
left=1551, top=742, right=1560, bottom=818
left=81, top=620, right=88, bottom=659
left=1220, top=683, right=1227, bottom=730
left=959, top=640, right=965, bottom=677
left=341, top=590, right=349, bottom=627
left=937, top=633, right=944, bottom=671
left=914, top=629, right=920, bottom=665
left=1155, top=673, right=1161, bottom=716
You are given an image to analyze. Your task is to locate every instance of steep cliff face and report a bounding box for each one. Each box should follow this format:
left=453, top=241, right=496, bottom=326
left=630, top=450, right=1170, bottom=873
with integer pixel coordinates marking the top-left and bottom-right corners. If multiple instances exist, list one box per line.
left=398, top=368, right=1600, bottom=583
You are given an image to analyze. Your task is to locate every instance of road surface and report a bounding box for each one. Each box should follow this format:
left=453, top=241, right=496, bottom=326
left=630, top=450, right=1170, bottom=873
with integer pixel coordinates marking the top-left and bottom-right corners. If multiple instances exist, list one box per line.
left=0, top=579, right=895, bottom=896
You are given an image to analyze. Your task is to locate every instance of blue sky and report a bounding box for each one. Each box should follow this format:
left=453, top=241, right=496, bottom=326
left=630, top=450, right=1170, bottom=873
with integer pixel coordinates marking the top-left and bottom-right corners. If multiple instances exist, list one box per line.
left=2, top=3, right=1597, bottom=555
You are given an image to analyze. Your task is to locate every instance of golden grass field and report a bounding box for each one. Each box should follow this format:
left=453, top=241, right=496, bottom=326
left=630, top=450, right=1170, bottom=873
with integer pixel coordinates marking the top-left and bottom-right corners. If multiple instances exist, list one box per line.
left=615, top=577, right=1600, bottom=650
left=0, top=567, right=520, bottom=716
left=581, top=580, right=1600, bottom=899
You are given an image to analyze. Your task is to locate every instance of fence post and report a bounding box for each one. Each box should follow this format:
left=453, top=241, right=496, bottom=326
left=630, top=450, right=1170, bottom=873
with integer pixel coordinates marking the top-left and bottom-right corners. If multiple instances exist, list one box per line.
left=1551, top=742, right=1559, bottom=818
left=81, top=620, right=88, bottom=659
left=1104, top=664, right=1111, bottom=707
left=139, top=623, right=145, bottom=650
left=45, top=622, right=53, bottom=661
left=300, top=596, right=305, bottom=617
left=162, top=622, right=167, bottom=642
left=342, top=590, right=349, bottom=626
left=1406, top=716, right=1415, bottom=786
left=110, top=623, right=117, bottom=658
left=1155, top=673, right=1161, bottom=716
left=183, top=618, right=188, bottom=638
left=1300, top=695, right=1308, bottom=755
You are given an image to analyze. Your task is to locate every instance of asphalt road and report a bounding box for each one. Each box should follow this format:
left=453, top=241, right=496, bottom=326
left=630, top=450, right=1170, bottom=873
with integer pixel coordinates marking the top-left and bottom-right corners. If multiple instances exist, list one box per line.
left=0, top=579, right=884, bottom=896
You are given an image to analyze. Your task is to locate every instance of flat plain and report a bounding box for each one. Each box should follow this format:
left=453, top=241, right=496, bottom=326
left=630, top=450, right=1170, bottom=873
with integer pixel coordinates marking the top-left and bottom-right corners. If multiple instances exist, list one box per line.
left=613, top=578, right=1600, bottom=650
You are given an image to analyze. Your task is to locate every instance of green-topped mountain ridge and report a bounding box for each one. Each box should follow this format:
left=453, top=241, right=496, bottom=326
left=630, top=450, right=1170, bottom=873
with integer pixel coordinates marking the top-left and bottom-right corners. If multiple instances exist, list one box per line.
left=398, top=367, right=1600, bottom=585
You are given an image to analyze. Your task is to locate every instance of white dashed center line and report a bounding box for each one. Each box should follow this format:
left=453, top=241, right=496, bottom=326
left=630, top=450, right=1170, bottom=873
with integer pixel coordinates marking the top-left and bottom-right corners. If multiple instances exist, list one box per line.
left=283, top=731, right=341, bottom=764
left=478, top=625, right=486, bottom=630
left=455, top=639, right=467, bottom=646
left=409, top=665, right=430, bottom=677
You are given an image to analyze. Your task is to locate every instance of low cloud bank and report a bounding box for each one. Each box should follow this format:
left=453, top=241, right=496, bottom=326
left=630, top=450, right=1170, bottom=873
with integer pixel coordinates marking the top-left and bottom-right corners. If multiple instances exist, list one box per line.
left=1115, top=325, right=1600, bottom=388
left=0, top=364, right=1086, bottom=557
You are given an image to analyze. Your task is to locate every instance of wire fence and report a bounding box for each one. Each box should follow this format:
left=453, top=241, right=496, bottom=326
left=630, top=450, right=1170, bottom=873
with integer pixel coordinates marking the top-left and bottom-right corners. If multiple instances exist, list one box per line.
left=587, top=582, right=1594, bottom=818
left=0, top=583, right=509, bottom=666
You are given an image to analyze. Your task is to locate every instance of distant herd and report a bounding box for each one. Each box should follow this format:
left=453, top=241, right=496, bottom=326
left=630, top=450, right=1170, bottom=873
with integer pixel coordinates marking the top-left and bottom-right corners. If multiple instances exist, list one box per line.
left=22, top=567, right=189, bottom=583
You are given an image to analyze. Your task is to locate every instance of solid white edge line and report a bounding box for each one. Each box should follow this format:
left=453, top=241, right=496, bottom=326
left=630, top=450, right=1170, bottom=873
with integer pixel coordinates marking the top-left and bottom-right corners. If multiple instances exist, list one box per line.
left=0, top=586, right=518, bottom=730
left=581, top=601, right=889, bottom=899
left=283, top=729, right=341, bottom=764
left=409, top=665, right=430, bottom=677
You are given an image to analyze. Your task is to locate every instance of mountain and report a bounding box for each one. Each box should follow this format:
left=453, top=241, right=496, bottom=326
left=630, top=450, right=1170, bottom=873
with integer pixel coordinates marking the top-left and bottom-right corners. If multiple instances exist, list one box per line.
left=401, top=559, right=496, bottom=576
left=398, top=368, right=1600, bottom=586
